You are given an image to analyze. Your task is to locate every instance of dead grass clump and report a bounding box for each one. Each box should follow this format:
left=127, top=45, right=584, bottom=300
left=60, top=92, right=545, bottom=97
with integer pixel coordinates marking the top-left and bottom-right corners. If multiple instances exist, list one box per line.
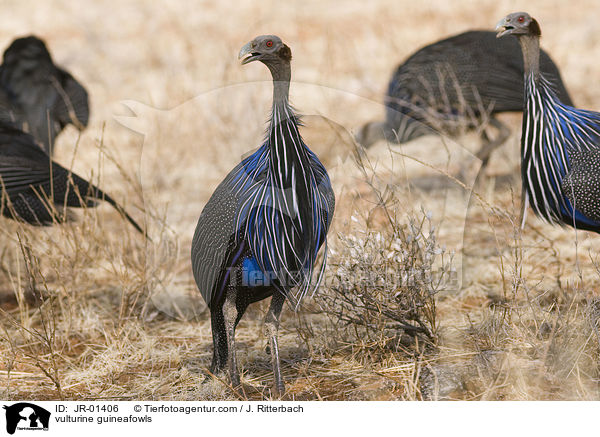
left=0, top=142, right=170, bottom=400
left=317, top=208, right=454, bottom=357
left=423, top=216, right=600, bottom=401
left=451, top=289, right=600, bottom=400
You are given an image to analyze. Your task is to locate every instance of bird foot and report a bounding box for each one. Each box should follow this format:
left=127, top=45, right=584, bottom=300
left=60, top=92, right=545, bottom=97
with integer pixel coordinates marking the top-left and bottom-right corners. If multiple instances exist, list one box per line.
left=270, top=380, right=285, bottom=399
left=229, top=371, right=241, bottom=390
left=206, top=367, right=245, bottom=396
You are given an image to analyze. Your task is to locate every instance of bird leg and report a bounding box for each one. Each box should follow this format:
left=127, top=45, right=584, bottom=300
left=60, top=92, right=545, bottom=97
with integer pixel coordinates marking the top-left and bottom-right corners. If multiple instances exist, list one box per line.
left=458, top=117, right=510, bottom=183
left=209, top=287, right=249, bottom=385
left=265, top=290, right=286, bottom=397
left=209, top=307, right=228, bottom=376
left=223, top=288, right=240, bottom=388
left=475, top=117, right=510, bottom=169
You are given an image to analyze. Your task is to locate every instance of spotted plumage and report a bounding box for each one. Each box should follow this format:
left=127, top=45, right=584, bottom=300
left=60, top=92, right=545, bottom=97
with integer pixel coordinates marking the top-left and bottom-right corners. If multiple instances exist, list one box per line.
left=563, top=149, right=600, bottom=223
left=191, top=35, right=334, bottom=395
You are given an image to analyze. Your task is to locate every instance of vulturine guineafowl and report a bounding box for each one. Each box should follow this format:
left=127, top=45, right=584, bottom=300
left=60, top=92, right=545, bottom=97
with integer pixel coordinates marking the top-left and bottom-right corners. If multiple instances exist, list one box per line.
left=357, top=30, right=572, bottom=169
left=0, top=123, right=145, bottom=235
left=497, top=12, right=600, bottom=232
left=191, top=35, right=335, bottom=396
left=0, top=36, right=89, bottom=155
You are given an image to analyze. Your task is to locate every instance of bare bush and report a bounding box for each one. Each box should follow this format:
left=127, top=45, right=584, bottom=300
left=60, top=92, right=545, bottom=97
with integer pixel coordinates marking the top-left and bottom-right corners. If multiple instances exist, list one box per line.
left=317, top=208, right=454, bottom=355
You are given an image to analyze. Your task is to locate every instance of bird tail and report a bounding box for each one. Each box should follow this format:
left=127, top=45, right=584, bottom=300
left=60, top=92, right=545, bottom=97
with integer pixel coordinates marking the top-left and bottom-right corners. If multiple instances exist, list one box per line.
left=97, top=190, right=149, bottom=240
left=67, top=173, right=149, bottom=240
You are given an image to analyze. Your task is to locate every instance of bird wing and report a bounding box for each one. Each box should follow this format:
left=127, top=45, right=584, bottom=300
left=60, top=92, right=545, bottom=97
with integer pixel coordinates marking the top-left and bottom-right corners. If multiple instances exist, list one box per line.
left=537, top=84, right=600, bottom=230
left=191, top=160, right=249, bottom=307
left=0, top=123, right=145, bottom=233
left=561, top=148, right=600, bottom=228
left=322, top=184, right=335, bottom=230
left=0, top=158, right=51, bottom=196
left=450, top=32, right=526, bottom=112
left=309, top=149, right=335, bottom=233
left=0, top=129, right=59, bottom=222
left=0, top=125, right=53, bottom=196
left=52, top=68, right=90, bottom=130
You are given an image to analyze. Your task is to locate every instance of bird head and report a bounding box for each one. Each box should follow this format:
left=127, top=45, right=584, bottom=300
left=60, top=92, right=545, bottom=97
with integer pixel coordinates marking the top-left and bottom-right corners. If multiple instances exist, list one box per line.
left=3, top=36, right=53, bottom=67
left=238, top=35, right=291, bottom=66
left=496, top=12, right=541, bottom=38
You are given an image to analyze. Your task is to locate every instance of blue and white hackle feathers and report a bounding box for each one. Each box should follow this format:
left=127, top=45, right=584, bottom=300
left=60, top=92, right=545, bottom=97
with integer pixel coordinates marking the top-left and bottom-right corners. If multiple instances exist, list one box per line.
left=497, top=12, right=600, bottom=233
left=230, top=103, right=333, bottom=305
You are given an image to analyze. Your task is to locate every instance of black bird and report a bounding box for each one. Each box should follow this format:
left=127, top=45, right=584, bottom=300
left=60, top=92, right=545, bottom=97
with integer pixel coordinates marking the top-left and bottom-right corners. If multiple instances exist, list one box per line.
left=496, top=12, right=600, bottom=232
left=0, top=123, right=145, bottom=235
left=357, top=30, right=572, bottom=169
left=0, top=36, right=89, bottom=155
left=191, top=35, right=335, bottom=395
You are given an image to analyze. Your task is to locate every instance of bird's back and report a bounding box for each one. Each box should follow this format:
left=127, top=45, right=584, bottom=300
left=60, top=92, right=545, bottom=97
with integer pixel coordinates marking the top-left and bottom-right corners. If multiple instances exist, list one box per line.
left=387, top=30, right=572, bottom=121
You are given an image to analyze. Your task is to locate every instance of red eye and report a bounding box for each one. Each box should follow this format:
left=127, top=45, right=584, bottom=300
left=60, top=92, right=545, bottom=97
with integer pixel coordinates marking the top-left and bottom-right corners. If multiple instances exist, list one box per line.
left=518, top=16, right=524, bottom=22
left=266, top=40, right=273, bottom=47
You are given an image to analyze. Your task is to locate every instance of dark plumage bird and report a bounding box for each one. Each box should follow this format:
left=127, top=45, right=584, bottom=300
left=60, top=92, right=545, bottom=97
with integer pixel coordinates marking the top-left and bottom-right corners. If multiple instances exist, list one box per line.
left=0, top=123, right=145, bottom=235
left=496, top=12, right=600, bottom=232
left=191, top=35, right=335, bottom=395
left=0, top=36, right=89, bottom=155
left=357, top=30, right=572, bottom=168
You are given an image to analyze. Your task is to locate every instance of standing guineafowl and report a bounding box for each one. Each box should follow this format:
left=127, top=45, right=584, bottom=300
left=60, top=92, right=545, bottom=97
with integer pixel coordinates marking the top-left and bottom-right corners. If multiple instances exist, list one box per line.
left=0, top=123, right=145, bottom=235
left=191, top=35, right=335, bottom=395
left=0, top=36, right=89, bottom=155
left=357, top=30, right=572, bottom=169
left=496, top=12, right=600, bottom=232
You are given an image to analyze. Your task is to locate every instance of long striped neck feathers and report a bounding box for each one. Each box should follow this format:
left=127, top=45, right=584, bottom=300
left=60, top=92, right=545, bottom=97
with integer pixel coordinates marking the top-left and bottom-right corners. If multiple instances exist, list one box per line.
left=266, top=59, right=312, bottom=180
left=267, top=75, right=315, bottom=230
left=521, top=72, right=565, bottom=225
left=234, top=60, right=326, bottom=304
left=519, top=41, right=600, bottom=228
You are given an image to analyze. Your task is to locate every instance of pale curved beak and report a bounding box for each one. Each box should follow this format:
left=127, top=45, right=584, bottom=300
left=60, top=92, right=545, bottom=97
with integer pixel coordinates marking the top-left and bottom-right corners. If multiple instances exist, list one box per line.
left=238, top=42, right=258, bottom=64
left=495, top=17, right=512, bottom=38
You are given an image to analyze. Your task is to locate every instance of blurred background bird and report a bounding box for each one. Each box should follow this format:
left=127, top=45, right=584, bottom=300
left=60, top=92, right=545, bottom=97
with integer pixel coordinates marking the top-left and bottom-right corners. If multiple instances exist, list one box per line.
left=496, top=12, right=600, bottom=232
left=0, top=123, right=145, bottom=235
left=0, top=35, right=89, bottom=155
left=357, top=30, right=572, bottom=171
left=191, top=35, right=334, bottom=396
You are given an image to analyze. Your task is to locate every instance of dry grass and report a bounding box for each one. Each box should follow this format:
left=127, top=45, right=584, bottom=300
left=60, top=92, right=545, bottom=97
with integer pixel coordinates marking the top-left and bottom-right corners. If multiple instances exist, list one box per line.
left=1, top=0, right=600, bottom=400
